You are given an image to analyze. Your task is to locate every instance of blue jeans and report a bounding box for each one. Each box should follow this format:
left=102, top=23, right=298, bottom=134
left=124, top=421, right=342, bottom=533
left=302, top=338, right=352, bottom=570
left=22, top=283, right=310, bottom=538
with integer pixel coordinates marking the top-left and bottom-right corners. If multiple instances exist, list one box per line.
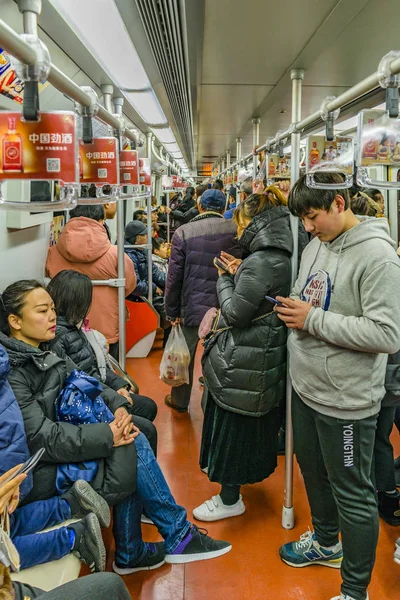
left=11, top=497, right=72, bottom=569
left=113, top=433, right=191, bottom=567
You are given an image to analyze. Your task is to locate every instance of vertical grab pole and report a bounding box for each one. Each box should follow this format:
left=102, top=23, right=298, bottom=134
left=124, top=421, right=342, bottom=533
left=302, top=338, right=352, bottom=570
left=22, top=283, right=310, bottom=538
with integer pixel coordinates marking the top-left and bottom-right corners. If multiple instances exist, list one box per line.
left=146, top=132, right=153, bottom=305
left=282, top=67, right=304, bottom=530
left=117, top=129, right=127, bottom=370
left=252, top=118, right=260, bottom=180
left=236, top=138, right=242, bottom=163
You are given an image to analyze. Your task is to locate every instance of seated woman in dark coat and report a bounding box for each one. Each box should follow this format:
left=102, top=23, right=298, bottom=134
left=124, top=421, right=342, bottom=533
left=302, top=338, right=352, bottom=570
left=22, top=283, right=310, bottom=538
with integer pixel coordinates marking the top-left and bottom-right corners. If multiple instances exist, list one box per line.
left=194, top=188, right=294, bottom=522
left=0, top=281, right=231, bottom=575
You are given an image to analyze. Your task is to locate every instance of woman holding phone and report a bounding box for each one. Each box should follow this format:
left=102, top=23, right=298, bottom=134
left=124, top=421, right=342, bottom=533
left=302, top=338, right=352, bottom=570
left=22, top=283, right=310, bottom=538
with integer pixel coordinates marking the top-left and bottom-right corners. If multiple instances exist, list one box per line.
left=194, top=189, right=295, bottom=522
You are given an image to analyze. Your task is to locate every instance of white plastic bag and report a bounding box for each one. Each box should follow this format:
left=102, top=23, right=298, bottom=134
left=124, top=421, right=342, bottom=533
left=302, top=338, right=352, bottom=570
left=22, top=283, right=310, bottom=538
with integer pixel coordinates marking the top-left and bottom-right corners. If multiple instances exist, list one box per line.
left=160, top=324, right=190, bottom=387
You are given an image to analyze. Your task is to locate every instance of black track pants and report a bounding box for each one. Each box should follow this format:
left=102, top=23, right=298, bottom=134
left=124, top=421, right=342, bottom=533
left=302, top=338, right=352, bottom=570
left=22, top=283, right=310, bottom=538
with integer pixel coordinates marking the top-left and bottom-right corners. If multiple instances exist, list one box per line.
left=292, top=391, right=379, bottom=600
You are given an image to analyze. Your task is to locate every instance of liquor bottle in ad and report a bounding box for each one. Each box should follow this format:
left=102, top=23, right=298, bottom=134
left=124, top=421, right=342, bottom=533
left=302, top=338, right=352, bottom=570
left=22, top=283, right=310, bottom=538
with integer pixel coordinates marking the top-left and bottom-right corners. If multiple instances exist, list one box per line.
left=2, top=117, right=23, bottom=172
left=310, top=141, right=320, bottom=167
left=268, top=157, right=276, bottom=176
left=362, top=118, right=378, bottom=160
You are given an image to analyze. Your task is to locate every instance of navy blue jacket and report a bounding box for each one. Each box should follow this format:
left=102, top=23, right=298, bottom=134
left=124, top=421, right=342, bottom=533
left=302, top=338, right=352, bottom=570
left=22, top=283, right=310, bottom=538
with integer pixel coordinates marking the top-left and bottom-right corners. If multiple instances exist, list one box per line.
left=125, top=247, right=166, bottom=297
left=0, top=345, right=32, bottom=500
left=165, top=212, right=240, bottom=327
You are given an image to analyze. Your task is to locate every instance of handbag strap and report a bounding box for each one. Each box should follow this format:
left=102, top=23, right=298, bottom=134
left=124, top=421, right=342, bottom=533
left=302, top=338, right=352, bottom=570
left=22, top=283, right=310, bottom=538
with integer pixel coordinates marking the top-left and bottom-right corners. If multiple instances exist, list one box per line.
left=212, top=309, right=274, bottom=336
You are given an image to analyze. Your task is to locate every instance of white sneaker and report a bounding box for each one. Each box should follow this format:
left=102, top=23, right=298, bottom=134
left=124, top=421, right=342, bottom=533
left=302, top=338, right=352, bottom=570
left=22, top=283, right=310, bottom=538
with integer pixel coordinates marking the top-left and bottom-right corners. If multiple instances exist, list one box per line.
left=395, top=538, right=400, bottom=565
left=193, top=494, right=245, bottom=522
left=330, top=594, right=369, bottom=600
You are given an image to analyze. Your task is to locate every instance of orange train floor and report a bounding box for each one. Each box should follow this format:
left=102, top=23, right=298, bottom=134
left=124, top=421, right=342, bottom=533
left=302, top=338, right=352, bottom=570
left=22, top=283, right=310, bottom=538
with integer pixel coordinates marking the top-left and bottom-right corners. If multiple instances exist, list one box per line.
left=106, top=348, right=400, bottom=600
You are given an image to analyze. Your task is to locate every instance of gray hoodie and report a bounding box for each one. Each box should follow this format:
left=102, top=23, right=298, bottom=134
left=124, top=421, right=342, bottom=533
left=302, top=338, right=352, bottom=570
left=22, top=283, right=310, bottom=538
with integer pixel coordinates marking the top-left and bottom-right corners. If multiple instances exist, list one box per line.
left=289, top=216, right=400, bottom=419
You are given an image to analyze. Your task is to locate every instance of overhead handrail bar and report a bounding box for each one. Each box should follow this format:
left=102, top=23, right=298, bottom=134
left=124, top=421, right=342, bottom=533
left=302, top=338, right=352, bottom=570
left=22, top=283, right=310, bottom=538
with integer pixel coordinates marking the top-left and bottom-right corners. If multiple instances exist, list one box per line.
left=0, top=18, right=161, bottom=150
left=151, top=137, right=179, bottom=174
left=217, top=53, right=400, bottom=178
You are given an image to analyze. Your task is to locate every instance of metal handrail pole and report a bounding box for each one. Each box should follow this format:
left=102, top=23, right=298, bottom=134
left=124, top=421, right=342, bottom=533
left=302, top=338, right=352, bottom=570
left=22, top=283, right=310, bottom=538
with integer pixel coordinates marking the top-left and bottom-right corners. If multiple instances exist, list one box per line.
left=282, top=68, right=304, bottom=531
left=0, top=19, right=136, bottom=144
left=252, top=118, right=260, bottom=181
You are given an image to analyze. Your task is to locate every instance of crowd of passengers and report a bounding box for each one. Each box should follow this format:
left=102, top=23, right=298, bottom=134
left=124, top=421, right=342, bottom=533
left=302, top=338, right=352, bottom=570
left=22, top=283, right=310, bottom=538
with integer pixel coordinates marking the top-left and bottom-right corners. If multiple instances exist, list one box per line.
left=1, top=171, right=400, bottom=600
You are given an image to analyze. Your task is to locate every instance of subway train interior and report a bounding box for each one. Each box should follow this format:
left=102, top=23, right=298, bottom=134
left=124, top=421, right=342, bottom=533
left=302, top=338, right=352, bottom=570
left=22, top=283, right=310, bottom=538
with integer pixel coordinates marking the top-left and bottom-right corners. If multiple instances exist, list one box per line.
left=1, top=1, right=400, bottom=599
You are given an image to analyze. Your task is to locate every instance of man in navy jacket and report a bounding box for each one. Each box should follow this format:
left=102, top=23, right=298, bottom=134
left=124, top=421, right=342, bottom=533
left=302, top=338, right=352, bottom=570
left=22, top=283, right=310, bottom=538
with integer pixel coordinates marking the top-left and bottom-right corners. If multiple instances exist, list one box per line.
left=164, top=189, right=240, bottom=412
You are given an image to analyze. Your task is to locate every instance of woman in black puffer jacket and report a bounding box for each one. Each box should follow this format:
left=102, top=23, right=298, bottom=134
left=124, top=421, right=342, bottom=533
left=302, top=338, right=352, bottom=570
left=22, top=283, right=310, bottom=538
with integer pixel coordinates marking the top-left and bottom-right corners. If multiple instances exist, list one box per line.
left=46, top=270, right=158, bottom=455
left=194, top=189, right=295, bottom=523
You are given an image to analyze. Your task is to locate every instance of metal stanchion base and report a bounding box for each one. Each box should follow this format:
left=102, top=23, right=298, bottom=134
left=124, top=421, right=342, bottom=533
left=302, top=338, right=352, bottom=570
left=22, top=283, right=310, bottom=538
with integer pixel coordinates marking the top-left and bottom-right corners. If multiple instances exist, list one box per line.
left=282, top=505, right=295, bottom=529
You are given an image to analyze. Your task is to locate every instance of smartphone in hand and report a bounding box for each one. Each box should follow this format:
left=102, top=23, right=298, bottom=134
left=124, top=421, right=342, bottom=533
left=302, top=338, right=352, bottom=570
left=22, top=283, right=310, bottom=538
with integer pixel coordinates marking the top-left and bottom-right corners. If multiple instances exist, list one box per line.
left=214, top=258, right=229, bottom=272
left=265, top=295, right=284, bottom=307
left=0, top=448, right=45, bottom=489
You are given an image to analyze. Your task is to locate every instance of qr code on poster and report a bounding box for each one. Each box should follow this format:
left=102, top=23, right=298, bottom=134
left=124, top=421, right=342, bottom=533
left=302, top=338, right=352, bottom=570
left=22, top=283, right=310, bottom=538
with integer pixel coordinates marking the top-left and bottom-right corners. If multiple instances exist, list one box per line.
left=46, top=158, right=60, bottom=172
left=98, top=168, right=107, bottom=179
left=124, top=173, right=131, bottom=181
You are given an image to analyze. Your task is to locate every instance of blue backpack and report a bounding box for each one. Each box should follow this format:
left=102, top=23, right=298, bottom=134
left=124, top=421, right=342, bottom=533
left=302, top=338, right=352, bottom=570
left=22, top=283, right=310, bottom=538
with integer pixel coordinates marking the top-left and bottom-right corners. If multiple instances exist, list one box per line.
left=55, top=370, right=114, bottom=493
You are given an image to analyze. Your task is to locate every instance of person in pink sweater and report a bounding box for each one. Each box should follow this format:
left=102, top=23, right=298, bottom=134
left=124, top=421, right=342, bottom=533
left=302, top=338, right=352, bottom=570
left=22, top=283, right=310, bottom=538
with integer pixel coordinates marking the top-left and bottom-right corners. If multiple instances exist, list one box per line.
left=46, top=204, right=136, bottom=359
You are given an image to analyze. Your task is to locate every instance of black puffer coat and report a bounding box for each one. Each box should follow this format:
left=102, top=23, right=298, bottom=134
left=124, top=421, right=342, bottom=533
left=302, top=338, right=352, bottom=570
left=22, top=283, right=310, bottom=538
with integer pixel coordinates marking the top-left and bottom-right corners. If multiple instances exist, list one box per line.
left=0, top=333, right=136, bottom=506
left=203, top=205, right=293, bottom=417
left=47, top=316, right=127, bottom=392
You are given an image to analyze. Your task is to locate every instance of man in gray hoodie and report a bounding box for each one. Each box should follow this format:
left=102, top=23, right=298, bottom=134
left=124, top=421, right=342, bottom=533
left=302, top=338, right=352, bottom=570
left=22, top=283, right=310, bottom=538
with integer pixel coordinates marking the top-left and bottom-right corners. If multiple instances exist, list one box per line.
left=275, top=173, right=400, bottom=600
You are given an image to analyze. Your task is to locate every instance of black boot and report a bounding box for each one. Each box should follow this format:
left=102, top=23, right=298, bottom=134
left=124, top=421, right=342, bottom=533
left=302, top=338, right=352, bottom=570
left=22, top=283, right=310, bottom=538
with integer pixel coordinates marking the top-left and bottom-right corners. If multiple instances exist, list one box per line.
left=378, top=490, right=400, bottom=526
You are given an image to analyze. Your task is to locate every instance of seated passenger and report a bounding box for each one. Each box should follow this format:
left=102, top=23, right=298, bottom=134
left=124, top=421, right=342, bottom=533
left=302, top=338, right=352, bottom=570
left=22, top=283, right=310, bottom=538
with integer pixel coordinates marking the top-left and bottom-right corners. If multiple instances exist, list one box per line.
left=0, top=280, right=231, bottom=573
left=151, top=238, right=169, bottom=276
left=0, top=343, right=109, bottom=571
left=45, top=204, right=136, bottom=361
left=124, top=221, right=166, bottom=298
left=46, top=270, right=158, bottom=456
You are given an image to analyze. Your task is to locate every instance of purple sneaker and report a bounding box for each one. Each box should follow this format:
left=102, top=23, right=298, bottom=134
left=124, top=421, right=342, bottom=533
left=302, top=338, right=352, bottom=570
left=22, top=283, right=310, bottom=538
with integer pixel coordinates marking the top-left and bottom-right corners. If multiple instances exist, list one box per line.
left=165, top=525, right=231, bottom=564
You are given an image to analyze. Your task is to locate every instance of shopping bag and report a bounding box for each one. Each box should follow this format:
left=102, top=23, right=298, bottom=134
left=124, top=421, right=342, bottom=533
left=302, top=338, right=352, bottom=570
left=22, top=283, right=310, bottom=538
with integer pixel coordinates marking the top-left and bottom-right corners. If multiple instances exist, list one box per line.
left=160, top=324, right=190, bottom=387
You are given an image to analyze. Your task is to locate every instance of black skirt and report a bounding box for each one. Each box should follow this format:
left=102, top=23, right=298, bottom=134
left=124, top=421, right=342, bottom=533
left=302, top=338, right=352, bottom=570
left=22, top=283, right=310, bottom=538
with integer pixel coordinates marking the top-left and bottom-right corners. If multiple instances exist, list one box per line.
left=199, top=391, right=280, bottom=486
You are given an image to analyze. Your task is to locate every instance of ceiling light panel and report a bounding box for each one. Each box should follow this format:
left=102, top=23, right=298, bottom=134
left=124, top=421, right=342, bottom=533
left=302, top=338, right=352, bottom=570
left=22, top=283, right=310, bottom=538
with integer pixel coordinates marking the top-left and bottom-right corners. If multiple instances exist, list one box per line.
left=150, top=127, right=176, bottom=144
left=49, top=0, right=150, bottom=89
left=124, top=91, right=167, bottom=126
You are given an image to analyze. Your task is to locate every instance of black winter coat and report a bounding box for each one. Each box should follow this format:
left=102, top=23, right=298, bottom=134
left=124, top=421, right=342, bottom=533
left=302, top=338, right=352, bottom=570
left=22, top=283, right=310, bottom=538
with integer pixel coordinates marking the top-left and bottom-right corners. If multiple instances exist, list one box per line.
left=46, top=316, right=128, bottom=393
left=0, top=333, right=136, bottom=505
left=203, top=205, right=293, bottom=417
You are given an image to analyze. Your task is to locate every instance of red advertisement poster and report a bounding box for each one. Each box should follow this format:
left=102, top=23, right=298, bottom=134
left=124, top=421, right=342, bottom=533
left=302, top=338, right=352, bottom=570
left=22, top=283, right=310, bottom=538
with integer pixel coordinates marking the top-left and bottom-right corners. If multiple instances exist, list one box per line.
left=79, top=137, right=119, bottom=184
left=120, top=150, right=139, bottom=185
left=139, top=158, right=151, bottom=186
left=0, top=111, right=77, bottom=183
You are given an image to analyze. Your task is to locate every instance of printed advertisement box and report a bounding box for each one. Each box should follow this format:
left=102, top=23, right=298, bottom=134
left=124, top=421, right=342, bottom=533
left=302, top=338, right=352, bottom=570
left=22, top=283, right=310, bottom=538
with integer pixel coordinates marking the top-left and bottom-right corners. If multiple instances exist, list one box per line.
left=307, top=135, right=353, bottom=174
left=120, top=149, right=139, bottom=185
left=79, top=137, right=119, bottom=185
left=139, top=158, right=151, bottom=186
left=0, top=111, right=77, bottom=183
left=358, top=110, right=400, bottom=167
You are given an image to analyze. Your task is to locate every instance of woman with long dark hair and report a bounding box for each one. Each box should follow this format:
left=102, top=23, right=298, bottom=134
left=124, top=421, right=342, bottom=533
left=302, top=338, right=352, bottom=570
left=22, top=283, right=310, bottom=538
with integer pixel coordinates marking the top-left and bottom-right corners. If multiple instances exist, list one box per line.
left=46, top=270, right=158, bottom=455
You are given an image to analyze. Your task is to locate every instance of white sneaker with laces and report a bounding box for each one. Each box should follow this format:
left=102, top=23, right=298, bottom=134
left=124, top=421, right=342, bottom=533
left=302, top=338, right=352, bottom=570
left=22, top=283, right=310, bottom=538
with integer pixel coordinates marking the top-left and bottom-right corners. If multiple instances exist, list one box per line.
left=330, top=594, right=369, bottom=600
left=193, top=494, right=245, bottom=522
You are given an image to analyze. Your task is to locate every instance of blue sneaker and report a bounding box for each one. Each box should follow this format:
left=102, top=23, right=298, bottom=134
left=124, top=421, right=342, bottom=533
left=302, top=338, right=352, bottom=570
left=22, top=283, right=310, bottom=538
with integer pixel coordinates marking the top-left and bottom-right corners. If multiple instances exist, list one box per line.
left=280, top=529, right=343, bottom=569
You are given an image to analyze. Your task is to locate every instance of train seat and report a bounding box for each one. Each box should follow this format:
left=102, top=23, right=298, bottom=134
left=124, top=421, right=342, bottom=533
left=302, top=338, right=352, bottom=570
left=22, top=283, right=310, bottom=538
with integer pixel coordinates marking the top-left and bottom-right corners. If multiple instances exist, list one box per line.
left=125, top=298, right=160, bottom=358
left=11, top=520, right=81, bottom=592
